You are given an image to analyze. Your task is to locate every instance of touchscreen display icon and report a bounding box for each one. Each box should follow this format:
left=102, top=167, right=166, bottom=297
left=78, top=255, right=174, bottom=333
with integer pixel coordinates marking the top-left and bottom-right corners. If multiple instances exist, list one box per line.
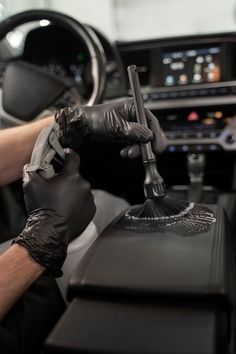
left=162, top=47, right=221, bottom=86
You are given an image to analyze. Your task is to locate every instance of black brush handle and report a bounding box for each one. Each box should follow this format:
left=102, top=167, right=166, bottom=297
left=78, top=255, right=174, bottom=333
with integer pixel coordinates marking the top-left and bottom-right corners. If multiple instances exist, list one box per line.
left=127, top=65, right=166, bottom=198
left=127, top=65, right=155, bottom=162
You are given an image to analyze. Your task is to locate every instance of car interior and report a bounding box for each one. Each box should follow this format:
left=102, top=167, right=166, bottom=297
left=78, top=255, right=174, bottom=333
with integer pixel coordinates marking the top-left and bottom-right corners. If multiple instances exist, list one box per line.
left=1, top=0, right=236, bottom=353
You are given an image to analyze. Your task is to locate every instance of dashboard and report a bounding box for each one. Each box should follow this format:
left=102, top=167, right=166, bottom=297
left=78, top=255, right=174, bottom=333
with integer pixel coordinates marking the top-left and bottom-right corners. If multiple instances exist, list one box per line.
left=13, top=25, right=236, bottom=197
left=22, top=25, right=236, bottom=157
left=117, top=33, right=236, bottom=154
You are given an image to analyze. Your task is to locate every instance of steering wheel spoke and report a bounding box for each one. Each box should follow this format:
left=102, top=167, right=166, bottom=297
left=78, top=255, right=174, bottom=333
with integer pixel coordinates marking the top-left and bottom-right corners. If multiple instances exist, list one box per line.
left=0, top=10, right=106, bottom=125
left=53, top=87, right=85, bottom=110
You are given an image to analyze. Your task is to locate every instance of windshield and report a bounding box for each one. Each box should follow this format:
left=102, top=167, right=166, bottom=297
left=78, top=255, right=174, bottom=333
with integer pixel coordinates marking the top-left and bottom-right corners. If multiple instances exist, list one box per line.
left=0, top=0, right=236, bottom=41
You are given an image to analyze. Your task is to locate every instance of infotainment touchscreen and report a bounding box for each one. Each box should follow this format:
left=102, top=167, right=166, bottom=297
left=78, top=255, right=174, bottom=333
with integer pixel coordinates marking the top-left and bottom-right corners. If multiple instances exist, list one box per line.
left=162, top=46, right=221, bottom=86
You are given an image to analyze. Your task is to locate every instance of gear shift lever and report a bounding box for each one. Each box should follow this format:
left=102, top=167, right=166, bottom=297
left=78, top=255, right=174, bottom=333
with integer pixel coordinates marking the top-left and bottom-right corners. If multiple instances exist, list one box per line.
left=187, top=153, right=205, bottom=203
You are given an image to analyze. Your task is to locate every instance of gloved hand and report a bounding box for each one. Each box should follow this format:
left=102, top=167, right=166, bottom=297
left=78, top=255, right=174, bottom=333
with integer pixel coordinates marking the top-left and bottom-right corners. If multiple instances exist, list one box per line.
left=13, top=149, right=96, bottom=277
left=55, top=98, right=165, bottom=158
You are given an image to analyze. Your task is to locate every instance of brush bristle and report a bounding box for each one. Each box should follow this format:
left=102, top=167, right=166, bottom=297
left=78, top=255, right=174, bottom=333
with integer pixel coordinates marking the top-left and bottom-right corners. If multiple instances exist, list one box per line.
left=126, top=197, right=194, bottom=221
left=117, top=202, right=215, bottom=234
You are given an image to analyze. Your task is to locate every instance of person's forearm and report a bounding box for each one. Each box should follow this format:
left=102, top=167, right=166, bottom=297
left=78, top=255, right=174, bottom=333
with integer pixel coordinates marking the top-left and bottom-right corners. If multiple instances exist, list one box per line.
left=0, top=244, right=45, bottom=321
left=0, top=116, right=54, bottom=186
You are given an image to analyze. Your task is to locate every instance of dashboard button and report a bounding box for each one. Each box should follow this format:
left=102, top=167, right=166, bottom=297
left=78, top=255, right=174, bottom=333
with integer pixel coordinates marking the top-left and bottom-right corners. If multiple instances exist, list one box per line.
left=189, top=90, right=197, bottom=96
left=196, top=132, right=203, bottom=138
left=150, top=92, right=160, bottom=100
left=181, top=145, right=189, bottom=152
left=219, top=87, right=228, bottom=94
left=202, top=132, right=211, bottom=138
left=169, top=92, right=178, bottom=98
left=230, top=86, right=236, bottom=94
left=166, top=133, right=176, bottom=139
left=198, top=89, right=208, bottom=96
left=209, top=144, right=220, bottom=151
left=182, top=132, right=190, bottom=139
left=196, top=144, right=203, bottom=151
left=188, top=133, right=198, bottom=138
left=209, top=88, right=217, bottom=95
left=209, top=131, right=219, bottom=138
left=175, top=134, right=185, bottom=139
left=159, top=92, right=168, bottom=99
left=168, top=145, right=177, bottom=152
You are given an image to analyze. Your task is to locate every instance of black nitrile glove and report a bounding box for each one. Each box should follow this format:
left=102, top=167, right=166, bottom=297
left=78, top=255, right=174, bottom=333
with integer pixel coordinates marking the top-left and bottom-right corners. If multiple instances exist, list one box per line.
left=13, top=150, right=96, bottom=277
left=55, top=98, right=165, bottom=158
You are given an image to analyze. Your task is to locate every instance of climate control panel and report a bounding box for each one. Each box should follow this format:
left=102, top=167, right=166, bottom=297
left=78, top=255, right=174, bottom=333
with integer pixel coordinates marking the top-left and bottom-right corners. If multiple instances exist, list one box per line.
left=150, top=106, right=236, bottom=152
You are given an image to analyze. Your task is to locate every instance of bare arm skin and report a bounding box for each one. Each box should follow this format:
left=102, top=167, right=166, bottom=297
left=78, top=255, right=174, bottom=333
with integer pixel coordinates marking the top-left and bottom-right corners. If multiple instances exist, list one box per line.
left=0, top=116, right=54, bottom=187
left=0, top=244, right=45, bottom=321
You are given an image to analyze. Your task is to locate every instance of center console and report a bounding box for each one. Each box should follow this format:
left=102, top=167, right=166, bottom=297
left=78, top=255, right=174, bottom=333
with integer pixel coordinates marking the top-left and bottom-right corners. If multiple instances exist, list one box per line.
left=46, top=204, right=236, bottom=354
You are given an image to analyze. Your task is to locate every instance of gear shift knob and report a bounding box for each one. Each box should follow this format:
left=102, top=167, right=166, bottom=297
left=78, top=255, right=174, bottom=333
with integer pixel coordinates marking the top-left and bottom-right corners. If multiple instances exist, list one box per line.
left=187, top=153, right=205, bottom=183
left=187, top=153, right=205, bottom=202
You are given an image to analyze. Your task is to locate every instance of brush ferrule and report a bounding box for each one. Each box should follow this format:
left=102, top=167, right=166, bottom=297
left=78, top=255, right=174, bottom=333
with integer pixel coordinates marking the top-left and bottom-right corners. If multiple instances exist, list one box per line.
left=143, top=160, right=166, bottom=198
left=144, top=180, right=166, bottom=199
left=143, top=158, right=156, bottom=164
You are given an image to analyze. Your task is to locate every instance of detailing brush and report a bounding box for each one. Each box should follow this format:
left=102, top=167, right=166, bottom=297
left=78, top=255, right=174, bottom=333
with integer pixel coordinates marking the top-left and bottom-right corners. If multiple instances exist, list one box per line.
left=119, top=65, right=194, bottom=232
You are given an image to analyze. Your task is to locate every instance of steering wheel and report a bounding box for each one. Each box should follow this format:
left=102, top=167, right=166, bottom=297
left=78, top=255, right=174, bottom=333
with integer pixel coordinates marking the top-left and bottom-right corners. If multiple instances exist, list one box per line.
left=0, top=10, right=106, bottom=125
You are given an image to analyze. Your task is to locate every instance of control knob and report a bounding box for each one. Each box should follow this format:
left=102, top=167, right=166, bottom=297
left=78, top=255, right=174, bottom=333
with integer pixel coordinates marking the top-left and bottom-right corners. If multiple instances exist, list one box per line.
left=224, top=134, right=235, bottom=144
